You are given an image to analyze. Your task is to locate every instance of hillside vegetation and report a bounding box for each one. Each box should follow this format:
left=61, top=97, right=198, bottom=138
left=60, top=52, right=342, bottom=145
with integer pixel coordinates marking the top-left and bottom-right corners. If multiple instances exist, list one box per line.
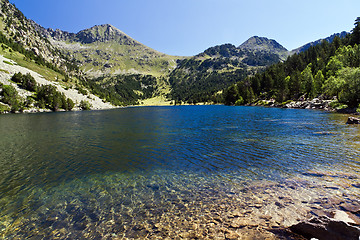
left=223, top=18, right=360, bottom=111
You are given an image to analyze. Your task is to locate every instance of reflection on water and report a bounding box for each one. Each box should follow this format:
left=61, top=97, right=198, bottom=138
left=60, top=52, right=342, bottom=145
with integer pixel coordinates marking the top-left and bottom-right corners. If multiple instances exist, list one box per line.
left=0, top=106, right=359, bottom=239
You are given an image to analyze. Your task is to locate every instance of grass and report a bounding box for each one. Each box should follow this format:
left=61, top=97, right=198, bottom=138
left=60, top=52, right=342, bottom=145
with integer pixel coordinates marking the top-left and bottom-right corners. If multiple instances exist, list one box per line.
left=0, top=47, right=66, bottom=82
left=3, top=60, right=13, bottom=65
left=139, top=95, right=172, bottom=106
left=62, top=40, right=180, bottom=77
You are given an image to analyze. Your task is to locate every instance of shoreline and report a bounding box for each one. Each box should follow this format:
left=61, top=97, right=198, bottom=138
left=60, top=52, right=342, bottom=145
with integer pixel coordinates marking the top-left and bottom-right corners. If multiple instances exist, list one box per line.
left=250, top=98, right=359, bottom=114
left=1, top=100, right=359, bottom=116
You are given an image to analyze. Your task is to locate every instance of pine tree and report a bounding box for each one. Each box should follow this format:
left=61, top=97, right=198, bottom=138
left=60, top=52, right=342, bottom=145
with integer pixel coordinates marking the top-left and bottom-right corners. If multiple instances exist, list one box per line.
left=301, top=64, right=315, bottom=99
left=314, top=70, right=325, bottom=96
left=351, top=17, right=360, bottom=45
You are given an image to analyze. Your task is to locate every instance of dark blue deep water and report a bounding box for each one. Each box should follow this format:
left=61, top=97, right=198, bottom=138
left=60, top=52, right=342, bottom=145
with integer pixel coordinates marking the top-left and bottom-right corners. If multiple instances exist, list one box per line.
left=0, top=106, right=359, bottom=238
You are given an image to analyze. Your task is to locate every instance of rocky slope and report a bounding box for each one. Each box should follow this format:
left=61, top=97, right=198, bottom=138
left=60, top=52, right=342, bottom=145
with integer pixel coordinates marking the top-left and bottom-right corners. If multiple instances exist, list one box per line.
left=0, top=55, right=113, bottom=112
left=32, top=22, right=179, bottom=78
left=0, top=0, right=117, bottom=111
left=0, top=0, right=75, bottom=73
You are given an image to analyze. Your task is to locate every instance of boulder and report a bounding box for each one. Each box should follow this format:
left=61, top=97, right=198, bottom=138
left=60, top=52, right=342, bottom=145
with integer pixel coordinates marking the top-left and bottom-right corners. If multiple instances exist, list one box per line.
left=290, top=216, right=360, bottom=240
left=347, top=117, right=360, bottom=124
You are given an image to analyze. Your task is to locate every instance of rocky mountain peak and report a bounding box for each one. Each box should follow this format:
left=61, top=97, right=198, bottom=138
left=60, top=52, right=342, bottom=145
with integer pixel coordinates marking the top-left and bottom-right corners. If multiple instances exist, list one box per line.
left=239, top=36, right=288, bottom=53
left=238, top=36, right=289, bottom=60
left=76, top=24, right=138, bottom=45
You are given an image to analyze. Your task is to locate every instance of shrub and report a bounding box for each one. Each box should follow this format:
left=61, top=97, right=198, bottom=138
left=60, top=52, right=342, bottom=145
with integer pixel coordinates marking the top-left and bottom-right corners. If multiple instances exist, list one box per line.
left=0, top=103, right=10, bottom=113
left=76, top=85, right=88, bottom=95
left=79, top=100, right=92, bottom=110
left=66, top=98, right=74, bottom=111
left=36, top=84, right=69, bottom=111
left=234, top=96, right=244, bottom=106
left=11, top=72, right=37, bottom=92
left=329, top=100, right=348, bottom=110
left=0, top=84, right=23, bottom=112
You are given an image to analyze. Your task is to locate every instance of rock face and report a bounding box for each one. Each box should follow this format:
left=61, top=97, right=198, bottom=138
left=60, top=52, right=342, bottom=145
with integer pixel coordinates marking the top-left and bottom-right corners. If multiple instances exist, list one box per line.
left=0, top=1, right=70, bottom=71
left=347, top=117, right=360, bottom=124
left=30, top=20, right=76, bottom=42
left=290, top=216, right=360, bottom=240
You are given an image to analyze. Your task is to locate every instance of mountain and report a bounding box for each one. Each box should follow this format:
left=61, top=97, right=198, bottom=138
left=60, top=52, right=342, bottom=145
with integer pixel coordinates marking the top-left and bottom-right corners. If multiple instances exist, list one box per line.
left=239, top=36, right=289, bottom=59
left=32, top=22, right=179, bottom=78
left=291, top=31, right=349, bottom=54
left=168, top=38, right=288, bottom=103
left=199, top=43, right=283, bottom=66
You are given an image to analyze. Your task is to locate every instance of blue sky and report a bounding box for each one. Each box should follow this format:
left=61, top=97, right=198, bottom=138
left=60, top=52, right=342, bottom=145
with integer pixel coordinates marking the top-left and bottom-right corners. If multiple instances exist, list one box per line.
left=9, top=0, right=360, bottom=56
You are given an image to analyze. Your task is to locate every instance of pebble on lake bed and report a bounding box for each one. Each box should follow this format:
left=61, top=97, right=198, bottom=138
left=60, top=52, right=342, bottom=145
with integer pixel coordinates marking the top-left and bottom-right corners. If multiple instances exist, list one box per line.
left=1, top=168, right=360, bottom=240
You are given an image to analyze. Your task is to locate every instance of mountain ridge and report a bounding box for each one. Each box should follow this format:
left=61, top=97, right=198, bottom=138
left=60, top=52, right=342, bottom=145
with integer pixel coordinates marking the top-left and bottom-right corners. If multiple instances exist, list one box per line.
left=32, top=22, right=143, bottom=46
left=291, top=31, right=349, bottom=54
left=31, top=22, right=179, bottom=77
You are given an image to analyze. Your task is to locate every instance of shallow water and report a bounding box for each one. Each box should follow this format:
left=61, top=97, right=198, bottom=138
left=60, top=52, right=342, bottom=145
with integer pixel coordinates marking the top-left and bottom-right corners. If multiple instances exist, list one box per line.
left=0, top=106, right=359, bottom=239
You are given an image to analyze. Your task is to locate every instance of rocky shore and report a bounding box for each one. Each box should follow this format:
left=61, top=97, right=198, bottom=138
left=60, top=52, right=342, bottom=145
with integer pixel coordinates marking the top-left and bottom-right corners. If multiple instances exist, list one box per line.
left=282, top=98, right=334, bottom=111
left=290, top=213, right=360, bottom=240
left=252, top=98, right=360, bottom=125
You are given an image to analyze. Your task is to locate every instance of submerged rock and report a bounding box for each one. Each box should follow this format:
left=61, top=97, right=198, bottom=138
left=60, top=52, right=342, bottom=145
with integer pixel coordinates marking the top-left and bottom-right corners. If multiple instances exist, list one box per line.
left=290, top=215, right=360, bottom=240
left=347, top=117, right=360, bottom=124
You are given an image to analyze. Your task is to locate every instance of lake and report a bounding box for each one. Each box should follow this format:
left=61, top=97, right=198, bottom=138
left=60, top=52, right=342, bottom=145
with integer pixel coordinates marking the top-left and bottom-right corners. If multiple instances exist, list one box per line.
left=0, top=105, right=359, bottom=239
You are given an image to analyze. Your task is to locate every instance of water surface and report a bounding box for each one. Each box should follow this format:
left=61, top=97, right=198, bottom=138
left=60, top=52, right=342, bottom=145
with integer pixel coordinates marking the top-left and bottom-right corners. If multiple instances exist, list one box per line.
left=0, top=106, right=359, bottom=239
